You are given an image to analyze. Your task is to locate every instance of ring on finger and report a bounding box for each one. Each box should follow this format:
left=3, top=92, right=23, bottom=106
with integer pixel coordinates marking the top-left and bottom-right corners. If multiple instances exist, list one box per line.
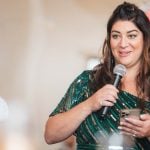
left=132, top=130, right=137, bottom=137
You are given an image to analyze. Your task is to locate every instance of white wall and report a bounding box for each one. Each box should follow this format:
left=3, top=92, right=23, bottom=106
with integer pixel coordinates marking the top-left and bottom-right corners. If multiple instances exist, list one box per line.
left=0, top=0, right=147, bottom=149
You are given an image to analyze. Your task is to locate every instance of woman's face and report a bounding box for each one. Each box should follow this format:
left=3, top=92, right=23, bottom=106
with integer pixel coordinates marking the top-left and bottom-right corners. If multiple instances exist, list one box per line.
left=110, top=20, right=144, bottom=69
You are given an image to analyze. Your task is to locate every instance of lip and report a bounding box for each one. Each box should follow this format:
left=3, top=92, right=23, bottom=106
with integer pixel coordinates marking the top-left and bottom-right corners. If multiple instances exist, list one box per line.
left=118, top=51, right=131, bottom=57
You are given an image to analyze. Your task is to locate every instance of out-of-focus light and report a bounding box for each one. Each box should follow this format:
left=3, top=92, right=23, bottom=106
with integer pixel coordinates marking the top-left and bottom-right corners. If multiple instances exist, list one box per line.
left=5, top=133, right=34, bottom=150
left=86, top=57, right=100, bottom=70
left=109, top=146, right=123, bottom=150
left=146, top=9, right=150, bottom=20
left=140, top=1, right=150, bottom=20
left=0, top=97, right=9, bottom=122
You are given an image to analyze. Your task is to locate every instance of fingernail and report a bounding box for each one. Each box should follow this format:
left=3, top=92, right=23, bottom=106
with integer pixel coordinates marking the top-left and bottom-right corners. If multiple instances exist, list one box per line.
left=118, top=126, right=122, bottom=129
left=120, top=122, right=123, bottom=125
left=140, top=114, right=144, bottom=119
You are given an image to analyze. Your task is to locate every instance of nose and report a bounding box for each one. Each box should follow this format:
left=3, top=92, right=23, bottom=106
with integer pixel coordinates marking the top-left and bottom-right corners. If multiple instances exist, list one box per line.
left=119, top=37, right=128, bottom=48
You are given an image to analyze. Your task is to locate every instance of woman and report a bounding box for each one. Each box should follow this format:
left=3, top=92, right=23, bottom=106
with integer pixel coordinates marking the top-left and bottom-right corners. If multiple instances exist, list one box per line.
left=44, top=2, right=150, bottom=149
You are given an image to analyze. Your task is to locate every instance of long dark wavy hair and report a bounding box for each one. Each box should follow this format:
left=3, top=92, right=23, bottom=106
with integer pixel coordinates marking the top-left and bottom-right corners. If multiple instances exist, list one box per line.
left=93, top=2, right=150, bottom=100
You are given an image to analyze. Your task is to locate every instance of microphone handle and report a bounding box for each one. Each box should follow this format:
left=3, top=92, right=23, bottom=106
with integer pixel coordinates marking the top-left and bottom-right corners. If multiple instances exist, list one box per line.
left=99, top=75, right=122, bottom=117
left=113, top=74, right=122, bottom=87
left=100, top=107, right=109, bottom=117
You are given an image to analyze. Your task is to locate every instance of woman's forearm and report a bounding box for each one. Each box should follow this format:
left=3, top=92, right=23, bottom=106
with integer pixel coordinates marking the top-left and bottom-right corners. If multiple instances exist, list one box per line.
left=44, top=99, right=92, bottom=144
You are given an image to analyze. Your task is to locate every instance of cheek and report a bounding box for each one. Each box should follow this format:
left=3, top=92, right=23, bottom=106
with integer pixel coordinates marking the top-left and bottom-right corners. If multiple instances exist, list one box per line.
left=133, top=39, right=144, bottom=52
left=110, top=39, right=119, bottom=50
left=135, top=36, right=144, bottom=49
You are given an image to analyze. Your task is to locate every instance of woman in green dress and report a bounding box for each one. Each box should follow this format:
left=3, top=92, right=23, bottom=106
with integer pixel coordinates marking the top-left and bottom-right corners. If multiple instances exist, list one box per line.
left=44, top=2, right=150, bottom=150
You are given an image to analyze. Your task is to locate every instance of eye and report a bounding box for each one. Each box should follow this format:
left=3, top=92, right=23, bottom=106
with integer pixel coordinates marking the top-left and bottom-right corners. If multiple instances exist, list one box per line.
left=111, top=34, right=120, bottom=39
left=128, top=34, right=137, bottom=39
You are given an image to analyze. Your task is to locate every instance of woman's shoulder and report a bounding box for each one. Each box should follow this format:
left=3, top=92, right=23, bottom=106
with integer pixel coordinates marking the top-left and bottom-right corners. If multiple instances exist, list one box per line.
left=78, top=70, right=93, bottom=77
left=67, top=70, right=95, bottom=93
left=73, top=70, right=94, bottom=84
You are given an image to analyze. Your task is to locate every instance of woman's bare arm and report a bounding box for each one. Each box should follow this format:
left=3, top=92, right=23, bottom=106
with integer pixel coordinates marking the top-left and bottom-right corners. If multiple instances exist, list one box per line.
left=44, top=99, right=92, bottom=144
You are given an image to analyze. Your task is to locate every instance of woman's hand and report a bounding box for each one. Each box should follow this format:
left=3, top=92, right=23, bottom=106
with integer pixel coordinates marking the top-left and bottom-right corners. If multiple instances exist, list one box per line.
left=88, top=84, right=119, bottom=112
left=118, top=113, right=150, bottom=138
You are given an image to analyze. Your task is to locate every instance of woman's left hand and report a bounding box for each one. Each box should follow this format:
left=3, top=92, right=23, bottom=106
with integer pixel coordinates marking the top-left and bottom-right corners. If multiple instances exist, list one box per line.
left=118, top=113, right=150, bottom=138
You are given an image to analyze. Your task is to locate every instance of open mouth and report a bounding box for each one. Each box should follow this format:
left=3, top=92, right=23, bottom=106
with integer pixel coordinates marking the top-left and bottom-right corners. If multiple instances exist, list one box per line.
left=119, top=51, right=131, bottom=57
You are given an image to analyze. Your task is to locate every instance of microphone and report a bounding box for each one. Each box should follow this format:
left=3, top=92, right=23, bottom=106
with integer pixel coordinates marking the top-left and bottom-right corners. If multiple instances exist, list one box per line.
left=100, top=64, right=126, bottom=117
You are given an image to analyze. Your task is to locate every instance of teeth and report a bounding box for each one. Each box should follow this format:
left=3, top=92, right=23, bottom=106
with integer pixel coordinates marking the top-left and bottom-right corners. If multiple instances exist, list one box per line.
left=119, top=51, right=130, bottom=56
left=120, top=51, right=128, bottom=53
left=120, top=51, right=129, bottom=54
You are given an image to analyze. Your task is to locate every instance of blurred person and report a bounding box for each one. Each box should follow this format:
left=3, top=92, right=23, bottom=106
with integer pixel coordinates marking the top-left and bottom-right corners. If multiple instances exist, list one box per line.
left=44, top=2, right=150, bottom=150
left=146, top=9, right=150, bottom=20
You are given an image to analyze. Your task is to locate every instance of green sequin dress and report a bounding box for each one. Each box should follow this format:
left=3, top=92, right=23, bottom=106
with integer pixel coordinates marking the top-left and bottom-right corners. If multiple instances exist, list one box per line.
left=50, top=71, right=150, bottom=150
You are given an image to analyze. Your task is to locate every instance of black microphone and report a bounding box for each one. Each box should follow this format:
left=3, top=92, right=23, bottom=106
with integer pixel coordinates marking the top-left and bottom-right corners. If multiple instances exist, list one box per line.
left=100, top=64, right=126, bottom=117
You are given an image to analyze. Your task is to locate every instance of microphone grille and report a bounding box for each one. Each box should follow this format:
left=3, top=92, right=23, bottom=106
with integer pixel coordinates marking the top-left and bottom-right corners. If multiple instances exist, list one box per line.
left=113, top=64, right=126, bottom=77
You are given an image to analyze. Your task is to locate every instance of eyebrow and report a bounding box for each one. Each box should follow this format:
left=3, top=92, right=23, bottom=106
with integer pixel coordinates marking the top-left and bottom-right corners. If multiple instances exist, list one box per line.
left=111, top=30, right=139, bottom=34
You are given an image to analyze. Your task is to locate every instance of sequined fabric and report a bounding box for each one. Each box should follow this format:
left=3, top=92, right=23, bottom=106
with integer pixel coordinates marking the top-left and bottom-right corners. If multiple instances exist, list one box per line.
left=50, top=71, right=150, bottom=150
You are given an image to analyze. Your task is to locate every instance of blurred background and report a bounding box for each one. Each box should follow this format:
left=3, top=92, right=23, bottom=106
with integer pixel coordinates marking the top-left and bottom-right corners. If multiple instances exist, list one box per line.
left=0, top=0, right=149, bottom=149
